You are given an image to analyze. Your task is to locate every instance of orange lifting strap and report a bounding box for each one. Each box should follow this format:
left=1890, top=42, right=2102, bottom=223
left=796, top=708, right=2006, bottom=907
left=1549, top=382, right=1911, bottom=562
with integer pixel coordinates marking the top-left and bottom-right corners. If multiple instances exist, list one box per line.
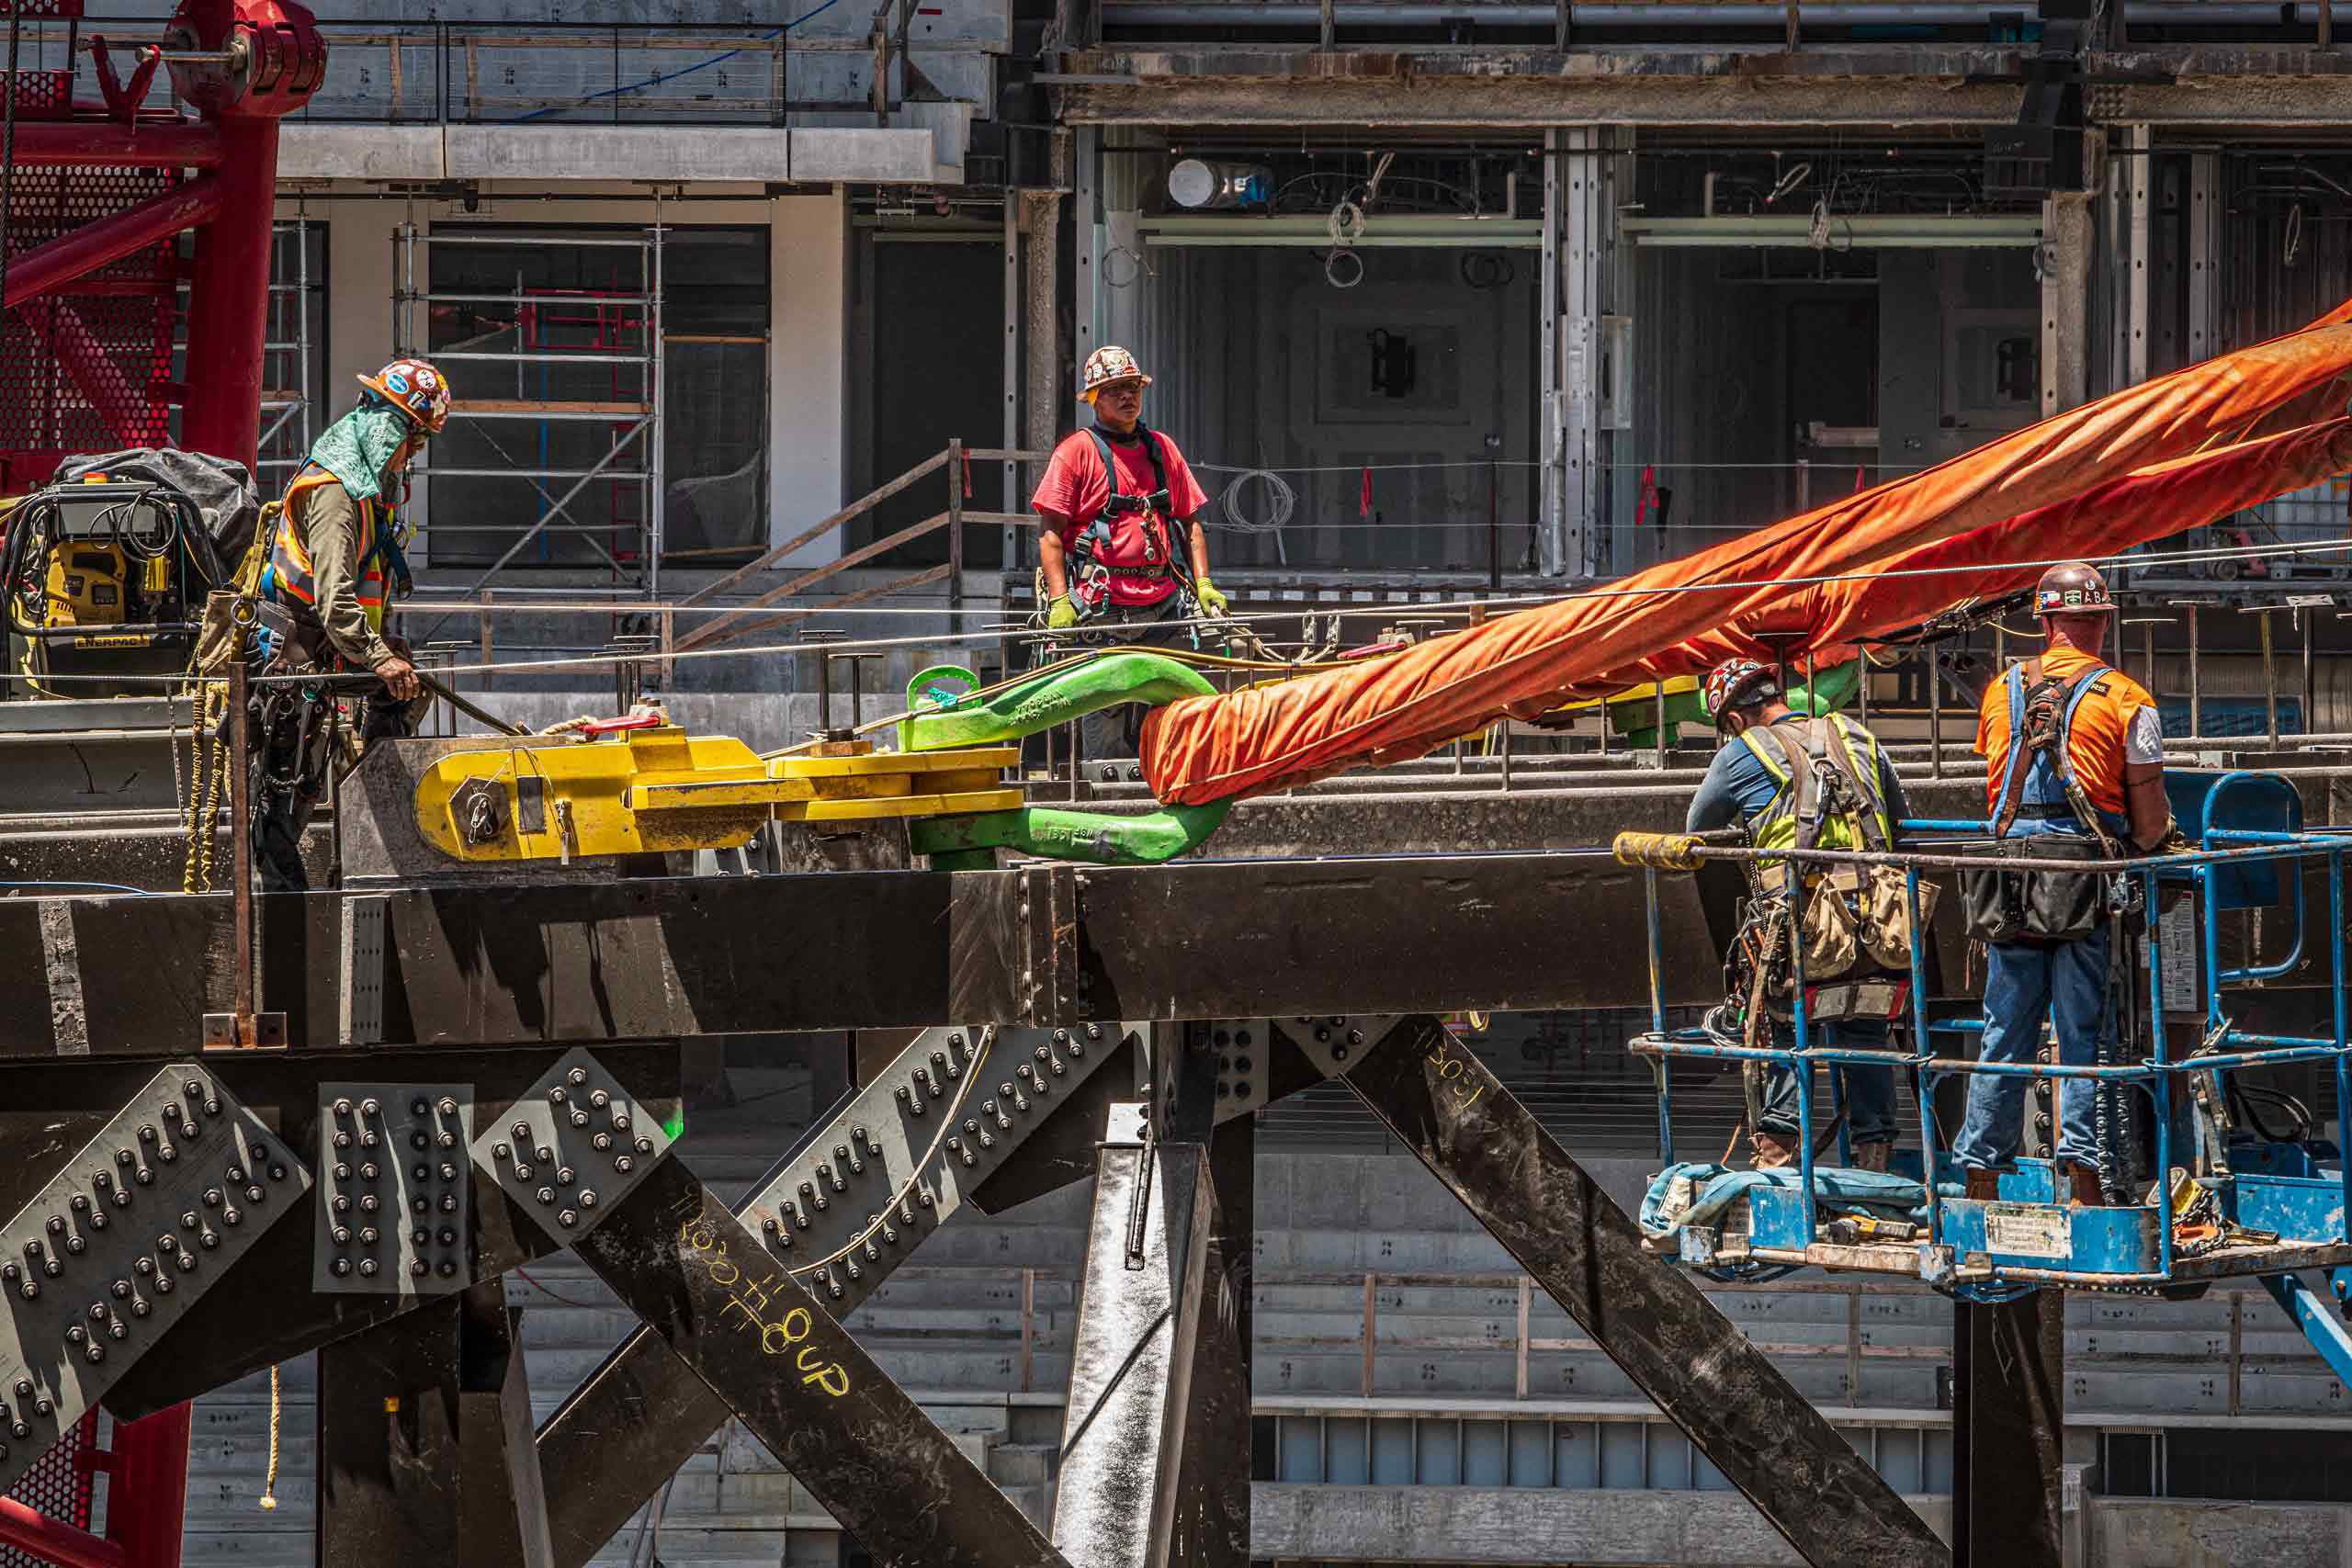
left=1141, top=307, right=2352, bottom=807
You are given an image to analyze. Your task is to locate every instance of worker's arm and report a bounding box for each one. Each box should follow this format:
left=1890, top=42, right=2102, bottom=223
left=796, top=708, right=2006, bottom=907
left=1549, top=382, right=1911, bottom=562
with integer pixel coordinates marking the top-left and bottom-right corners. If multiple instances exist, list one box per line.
left=1686, top=744, right=1747, bottom=835
left=1183, top=512, right=1210, bottom=581
left=2123, top=705, right=2168, bottom=852
left=1036, top=508, right=1073, bottom=603
left=1874, top=748, right=1914, bottom=831
left=303, top=485, right=417, bottom=700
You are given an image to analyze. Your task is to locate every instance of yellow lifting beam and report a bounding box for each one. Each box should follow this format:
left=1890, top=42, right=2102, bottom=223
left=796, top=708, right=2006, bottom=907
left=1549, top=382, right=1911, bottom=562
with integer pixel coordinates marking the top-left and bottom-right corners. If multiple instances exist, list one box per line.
left=413, top=726, right=1022, bottom=863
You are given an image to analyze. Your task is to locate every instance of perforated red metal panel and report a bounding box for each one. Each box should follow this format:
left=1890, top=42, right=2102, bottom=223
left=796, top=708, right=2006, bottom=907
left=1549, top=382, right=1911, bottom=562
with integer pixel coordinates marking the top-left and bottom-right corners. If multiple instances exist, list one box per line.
left=0, top=162, right=180, bottom=492
left=10, top=70, right=74, bottom=119
left=0, top=1412, right=97, bottom=1568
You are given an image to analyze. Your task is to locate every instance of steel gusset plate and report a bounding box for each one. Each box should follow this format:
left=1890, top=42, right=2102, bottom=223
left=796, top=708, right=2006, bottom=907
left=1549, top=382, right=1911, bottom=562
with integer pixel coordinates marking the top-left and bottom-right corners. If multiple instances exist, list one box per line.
left=0, top=1063, right=310, bottom=1495
left=1279, top=1014, right=1952, bottom=1568
left=536, top=1021, right=1140, bottom=1568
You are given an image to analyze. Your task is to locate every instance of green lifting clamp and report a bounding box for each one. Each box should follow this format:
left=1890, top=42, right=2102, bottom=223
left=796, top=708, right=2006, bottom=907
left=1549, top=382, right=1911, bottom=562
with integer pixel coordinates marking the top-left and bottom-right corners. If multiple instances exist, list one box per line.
left=897, top=654, right=1233, bottom=867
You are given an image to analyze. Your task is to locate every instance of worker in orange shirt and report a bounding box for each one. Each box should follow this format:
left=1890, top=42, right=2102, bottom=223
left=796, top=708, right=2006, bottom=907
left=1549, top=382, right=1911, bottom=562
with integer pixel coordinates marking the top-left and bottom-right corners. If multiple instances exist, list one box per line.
left=1033, top=345, right=1227, bottom=760
left=1954, top=561, right=2171, bottom=1205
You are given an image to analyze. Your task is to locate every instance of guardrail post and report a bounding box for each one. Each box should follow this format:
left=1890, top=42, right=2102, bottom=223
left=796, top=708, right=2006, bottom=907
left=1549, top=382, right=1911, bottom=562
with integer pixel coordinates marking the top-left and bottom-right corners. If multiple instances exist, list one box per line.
left=2228, top=1291, right=2243, bottom=1415
left=1362, top=1273, right=1377, bottom=1397
left=1021, top=1266, right=1036, bottom=1394
left=1515, top=1276, right=1532, bottom=1399
left=949, top=439, right=966, bottom=616
left=1847, top=1290, right=1862, bottom=1405
left=479, top=588, right=494, bottom=692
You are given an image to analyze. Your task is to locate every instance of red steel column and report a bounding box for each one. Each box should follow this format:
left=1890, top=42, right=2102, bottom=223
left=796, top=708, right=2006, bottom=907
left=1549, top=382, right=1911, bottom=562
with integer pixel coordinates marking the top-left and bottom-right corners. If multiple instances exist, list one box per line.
left=176, top=115, right=276, bottom=472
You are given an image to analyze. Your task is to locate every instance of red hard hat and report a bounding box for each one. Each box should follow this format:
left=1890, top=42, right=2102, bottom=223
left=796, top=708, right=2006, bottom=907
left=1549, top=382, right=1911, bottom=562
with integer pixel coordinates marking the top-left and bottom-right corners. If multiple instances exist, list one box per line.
left=1702, top=658, right=1778, bottom=725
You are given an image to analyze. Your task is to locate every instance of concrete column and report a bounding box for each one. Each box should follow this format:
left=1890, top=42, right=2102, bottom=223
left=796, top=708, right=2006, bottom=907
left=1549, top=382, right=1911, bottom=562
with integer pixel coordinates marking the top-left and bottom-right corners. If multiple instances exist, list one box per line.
left=1021, top=187, right=1064, bottom=498
left=1544, top=126, right=1607, bottom=579
left=2041, top=187, right=2096, bottom=415
left=770, top=189, right=849, bottom=566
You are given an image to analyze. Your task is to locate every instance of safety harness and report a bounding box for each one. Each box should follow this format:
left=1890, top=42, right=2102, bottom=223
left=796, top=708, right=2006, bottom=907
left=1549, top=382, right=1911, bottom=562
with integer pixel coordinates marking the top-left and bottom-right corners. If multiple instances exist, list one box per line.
left=1063, top=423, right=1184, bottom=614
left=1986, top=657, right=2146, bottom=1201
left=1988, top=659, right=2125, bottom=856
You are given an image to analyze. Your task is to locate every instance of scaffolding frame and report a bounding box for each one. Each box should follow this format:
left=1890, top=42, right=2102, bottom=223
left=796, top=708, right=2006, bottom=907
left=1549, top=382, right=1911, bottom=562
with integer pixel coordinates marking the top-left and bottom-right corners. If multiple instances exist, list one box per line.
left=394, top=220, right=667, bottom=600
left=254, top=218, right=319, bottom=490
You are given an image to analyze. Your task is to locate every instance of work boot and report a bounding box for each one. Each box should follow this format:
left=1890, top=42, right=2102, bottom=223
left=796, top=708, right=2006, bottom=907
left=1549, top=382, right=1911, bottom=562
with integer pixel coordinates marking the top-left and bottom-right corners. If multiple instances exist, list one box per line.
left=1962, top=1168, right=2003, bottom=1201
left=2066, top=1163, right=2109, bottom=1207
left=1852, top=1142, right=1892, bottom=1175
left=1751, top=1131, right=1797, bottom=1169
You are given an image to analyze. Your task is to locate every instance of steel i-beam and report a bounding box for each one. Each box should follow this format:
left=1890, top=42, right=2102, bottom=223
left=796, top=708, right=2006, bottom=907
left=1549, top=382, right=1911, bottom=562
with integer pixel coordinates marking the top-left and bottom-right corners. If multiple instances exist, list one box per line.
left=1052, top=1102, right=1215, bottom=1568
left=537, top=1023, right=1139, bottom=1568
left=1052, top=1027, right=1227, bottom=1568
left=1277, top=1014, right=1952, bottom=1568
left=571, top=1156, right=1074, bottom=1568
left=1952, top=1292, right=2064, bottom=1568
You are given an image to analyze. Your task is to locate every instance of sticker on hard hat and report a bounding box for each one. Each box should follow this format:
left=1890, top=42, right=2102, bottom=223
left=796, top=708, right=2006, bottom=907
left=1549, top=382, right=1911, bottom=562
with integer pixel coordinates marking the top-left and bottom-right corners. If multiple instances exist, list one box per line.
left=383, top=371, right=411, bottom=394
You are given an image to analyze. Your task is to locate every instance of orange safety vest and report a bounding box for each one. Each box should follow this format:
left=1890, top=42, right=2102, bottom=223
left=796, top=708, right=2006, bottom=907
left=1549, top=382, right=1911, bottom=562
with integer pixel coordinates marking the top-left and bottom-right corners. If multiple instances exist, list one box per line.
left=261, top=467, right=394, bottom=630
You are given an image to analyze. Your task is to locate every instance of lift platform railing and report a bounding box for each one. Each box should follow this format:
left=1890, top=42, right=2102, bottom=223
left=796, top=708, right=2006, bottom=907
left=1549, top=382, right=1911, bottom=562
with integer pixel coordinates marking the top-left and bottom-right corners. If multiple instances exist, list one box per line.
left=1622, top=782, right=2352, bottom=1292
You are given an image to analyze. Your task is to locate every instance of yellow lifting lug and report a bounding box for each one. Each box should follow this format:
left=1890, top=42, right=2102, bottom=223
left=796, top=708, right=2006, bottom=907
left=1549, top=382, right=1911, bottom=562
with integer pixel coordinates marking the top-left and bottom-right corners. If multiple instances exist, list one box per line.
left=415, top=728, right=1025, bottom=863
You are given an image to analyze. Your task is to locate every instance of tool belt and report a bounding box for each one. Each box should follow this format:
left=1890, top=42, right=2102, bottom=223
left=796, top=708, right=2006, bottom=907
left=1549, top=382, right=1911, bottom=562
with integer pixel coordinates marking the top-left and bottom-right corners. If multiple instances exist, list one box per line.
left=1960, top=834, right=2109, bottom=946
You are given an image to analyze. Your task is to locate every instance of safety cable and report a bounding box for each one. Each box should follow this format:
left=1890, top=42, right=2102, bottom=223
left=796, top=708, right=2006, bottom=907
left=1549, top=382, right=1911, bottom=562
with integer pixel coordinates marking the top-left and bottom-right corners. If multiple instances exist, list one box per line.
left=24, top=529, right=2352, bottom=693
left=785, top=1025, right=994, bottom=1278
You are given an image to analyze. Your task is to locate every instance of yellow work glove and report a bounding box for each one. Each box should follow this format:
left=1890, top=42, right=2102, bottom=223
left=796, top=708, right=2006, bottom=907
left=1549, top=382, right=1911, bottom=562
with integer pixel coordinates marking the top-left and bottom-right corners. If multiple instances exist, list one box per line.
left=1193, top=577, right=1229, bottom=617
left=1046, top=594, right=1080, bottom=631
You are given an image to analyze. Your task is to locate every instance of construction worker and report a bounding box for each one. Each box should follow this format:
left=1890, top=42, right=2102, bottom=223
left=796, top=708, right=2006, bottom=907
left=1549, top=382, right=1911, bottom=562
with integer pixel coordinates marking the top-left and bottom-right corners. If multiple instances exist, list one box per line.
left=1690, top=658, right=1914, bottom=1171
left=1032, top=344, right=1225, bottom=760
left=246, top=356, right=450, bottom=890
left=1954, top=561, right=2170, bottom=1205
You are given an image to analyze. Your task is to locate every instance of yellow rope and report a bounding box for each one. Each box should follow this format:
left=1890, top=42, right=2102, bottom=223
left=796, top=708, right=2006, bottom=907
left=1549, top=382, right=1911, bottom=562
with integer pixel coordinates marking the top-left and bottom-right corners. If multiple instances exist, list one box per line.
left=257, top=1361, right=280, bottom=1511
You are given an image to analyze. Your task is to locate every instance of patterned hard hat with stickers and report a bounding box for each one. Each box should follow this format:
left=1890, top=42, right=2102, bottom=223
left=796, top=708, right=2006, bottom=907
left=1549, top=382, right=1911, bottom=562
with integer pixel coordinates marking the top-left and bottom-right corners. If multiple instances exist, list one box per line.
left=357, top=357, right=453, bottom=434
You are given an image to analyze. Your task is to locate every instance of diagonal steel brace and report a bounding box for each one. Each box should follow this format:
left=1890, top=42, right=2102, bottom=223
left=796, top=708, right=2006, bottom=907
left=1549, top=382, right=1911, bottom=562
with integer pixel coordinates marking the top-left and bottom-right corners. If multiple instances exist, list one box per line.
left=1276, top=1013, right=1952, bottom=1568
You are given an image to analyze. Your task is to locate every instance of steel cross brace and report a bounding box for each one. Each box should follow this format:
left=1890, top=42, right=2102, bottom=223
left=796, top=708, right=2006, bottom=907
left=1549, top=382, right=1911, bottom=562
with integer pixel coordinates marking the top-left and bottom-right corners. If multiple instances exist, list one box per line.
left=571, top=1155, right=1073, bottom=1568
left=1276, top=1014, right=1952, bottom=1568
left=537, top=1023, right=1141, bottom=1567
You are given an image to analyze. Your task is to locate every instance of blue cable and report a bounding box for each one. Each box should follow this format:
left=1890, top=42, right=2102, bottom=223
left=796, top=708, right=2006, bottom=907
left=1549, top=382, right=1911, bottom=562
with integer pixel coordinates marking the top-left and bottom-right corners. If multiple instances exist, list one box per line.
left=1, top=880, right=153, bottom=896
left=505, top=0, right=854, bottom=126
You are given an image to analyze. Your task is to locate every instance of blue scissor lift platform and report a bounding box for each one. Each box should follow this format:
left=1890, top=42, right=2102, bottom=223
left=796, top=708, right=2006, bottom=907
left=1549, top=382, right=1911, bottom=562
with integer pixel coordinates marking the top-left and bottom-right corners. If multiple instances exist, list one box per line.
left=1629, top=769, right=2352, bottom=1378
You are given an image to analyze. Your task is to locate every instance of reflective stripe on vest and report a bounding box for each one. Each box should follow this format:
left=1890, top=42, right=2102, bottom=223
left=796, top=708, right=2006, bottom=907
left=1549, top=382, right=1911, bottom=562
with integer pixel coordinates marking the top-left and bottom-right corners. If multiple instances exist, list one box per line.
left=261, top=468, right=390, bottom=631
left=1987, top=661, right=2118, bottom=838
left=1738, top=714, right=1895, bottom=862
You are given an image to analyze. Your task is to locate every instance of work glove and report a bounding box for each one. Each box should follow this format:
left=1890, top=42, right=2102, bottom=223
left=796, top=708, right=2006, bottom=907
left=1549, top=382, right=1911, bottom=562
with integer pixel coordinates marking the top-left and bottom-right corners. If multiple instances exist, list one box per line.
left=1046, top=594, right=1080, bottom=631
left=1193, top=576, right=1229, bottom=617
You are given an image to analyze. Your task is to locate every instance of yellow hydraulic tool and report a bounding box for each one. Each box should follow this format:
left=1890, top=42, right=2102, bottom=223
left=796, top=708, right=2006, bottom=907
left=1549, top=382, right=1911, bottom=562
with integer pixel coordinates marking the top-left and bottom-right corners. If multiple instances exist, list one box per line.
left=413, top=724, right=1022, bottom=863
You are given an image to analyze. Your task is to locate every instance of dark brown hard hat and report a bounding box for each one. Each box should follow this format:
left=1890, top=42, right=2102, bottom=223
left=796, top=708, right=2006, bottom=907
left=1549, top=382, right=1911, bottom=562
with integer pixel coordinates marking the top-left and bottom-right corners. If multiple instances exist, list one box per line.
left=2033, top=561, right=2116, bottom=616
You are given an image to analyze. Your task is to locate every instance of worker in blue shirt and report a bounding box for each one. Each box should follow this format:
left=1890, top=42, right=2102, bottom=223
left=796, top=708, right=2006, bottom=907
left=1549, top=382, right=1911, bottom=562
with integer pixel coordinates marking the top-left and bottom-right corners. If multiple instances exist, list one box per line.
left=1689, top=659, right=1913, bottom=1171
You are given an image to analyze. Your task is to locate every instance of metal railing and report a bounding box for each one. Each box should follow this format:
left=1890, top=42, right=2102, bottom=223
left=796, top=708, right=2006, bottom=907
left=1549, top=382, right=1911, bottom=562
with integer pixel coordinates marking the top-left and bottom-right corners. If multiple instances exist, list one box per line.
left=813, top=1263, right=2333, bottom=1415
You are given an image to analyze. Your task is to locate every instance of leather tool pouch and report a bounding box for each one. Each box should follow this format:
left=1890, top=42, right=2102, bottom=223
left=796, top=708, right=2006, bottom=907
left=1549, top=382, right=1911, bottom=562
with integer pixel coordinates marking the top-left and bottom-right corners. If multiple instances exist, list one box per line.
left=1961, top=837, right=2107, bottom=945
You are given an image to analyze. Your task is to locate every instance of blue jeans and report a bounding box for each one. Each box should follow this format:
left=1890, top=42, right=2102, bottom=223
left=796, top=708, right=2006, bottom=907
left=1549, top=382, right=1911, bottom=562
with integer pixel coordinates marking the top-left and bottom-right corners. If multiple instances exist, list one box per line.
left=1952, top=923, right=2112, bottom=1170
left=1758, top=1018, right=1900, bottom=1147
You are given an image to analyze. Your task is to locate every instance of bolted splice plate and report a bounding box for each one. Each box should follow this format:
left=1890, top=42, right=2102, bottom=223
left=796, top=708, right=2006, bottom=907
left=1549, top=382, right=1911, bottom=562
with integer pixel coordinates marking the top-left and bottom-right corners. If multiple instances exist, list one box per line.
left=736, top=1022, right=1136, bottom=1306
left=312, top=1084, right=476, bottom=1296
left=0, top=1063, right=311, bottom=1495
left=469, top=1047, right=673, bottom=1247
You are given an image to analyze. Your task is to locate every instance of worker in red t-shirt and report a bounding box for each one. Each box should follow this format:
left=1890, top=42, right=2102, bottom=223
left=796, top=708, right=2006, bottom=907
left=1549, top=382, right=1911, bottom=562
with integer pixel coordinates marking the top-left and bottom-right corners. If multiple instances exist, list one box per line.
left=1032, top=344, right=1227, bottom=759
